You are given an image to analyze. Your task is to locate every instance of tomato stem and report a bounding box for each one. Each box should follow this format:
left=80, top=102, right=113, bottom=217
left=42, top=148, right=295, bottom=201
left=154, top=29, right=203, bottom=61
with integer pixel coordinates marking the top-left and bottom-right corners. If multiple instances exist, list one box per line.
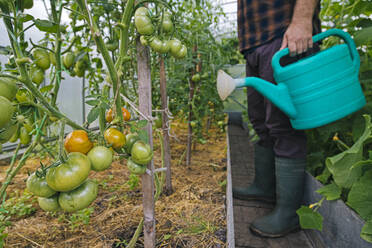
left=58, top=120, right=67, bottom=163
left=76, top=0, right=125, bottom=127
left=50, top=0, right=63, bottom=107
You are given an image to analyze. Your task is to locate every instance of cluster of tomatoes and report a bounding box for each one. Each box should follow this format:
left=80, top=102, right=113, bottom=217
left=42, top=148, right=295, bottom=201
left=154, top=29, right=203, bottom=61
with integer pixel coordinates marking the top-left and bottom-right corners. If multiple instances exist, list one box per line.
left=0, top=78, right=34, bottom=149
left=25, top=106, right=153, bottom=213
left=134, top=6, right=187, bottom=58
left=61, top=52, right=90, bottom=78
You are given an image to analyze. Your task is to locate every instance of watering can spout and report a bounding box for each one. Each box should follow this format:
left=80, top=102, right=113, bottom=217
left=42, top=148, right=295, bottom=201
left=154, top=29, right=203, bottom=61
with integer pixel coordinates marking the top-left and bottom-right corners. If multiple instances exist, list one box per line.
left=217, top=70, right=297, bottom=119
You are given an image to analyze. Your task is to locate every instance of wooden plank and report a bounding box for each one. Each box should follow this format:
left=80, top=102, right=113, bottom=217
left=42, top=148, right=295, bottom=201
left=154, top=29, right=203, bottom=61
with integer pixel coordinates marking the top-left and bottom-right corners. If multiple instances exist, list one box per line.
left=226, top=127, right=235, bottom=248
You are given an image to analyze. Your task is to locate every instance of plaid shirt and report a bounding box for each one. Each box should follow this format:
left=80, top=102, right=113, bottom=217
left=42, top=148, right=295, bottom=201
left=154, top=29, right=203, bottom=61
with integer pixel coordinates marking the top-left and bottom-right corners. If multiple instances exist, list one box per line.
left=237, top=0, right=320, bottom=52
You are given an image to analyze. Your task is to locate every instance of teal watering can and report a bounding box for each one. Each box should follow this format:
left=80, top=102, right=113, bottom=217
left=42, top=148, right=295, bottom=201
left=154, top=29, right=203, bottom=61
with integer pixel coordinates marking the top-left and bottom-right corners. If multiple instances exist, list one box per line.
left=217, top=29, right=366, bottom=130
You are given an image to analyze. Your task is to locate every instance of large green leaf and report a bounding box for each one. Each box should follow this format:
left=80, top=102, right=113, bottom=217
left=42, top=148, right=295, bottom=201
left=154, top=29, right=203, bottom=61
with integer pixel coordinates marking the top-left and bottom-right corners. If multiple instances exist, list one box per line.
left=347, top=170, right=372, bottom=221
left=361, top=221, right=372, bottom=243
left=34, top=19, right=59, bottom=33
left=325, top=115, right=372, bottom=188
left=316, top=182, right=341, bottom=200
left=296, top=206, right=323, bottom=231
left=354, top=27, right=372, bottom=46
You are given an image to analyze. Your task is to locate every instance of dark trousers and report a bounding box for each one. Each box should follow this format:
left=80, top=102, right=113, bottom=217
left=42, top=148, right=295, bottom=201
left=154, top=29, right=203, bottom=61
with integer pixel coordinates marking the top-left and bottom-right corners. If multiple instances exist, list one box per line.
left=245, top=38, right=307, bottom=159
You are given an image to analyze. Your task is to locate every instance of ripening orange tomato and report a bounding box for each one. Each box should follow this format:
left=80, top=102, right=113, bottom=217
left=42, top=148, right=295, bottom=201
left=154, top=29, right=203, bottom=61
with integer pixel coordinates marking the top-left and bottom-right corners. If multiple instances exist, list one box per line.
left=105, top=107, right=131, bottom=122
left=64, top=130, right=93, bottom=154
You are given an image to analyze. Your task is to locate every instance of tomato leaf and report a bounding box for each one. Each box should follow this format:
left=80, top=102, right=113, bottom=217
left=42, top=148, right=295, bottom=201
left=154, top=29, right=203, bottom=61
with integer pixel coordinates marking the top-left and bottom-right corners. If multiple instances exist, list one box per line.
left=34, top=19, right=59, bottom=33
left=354, top=26, right=372, bottom=46
left=87, top=106, right=100, bottom=124
left=19, top=14, right=34, bottom=23
left=40, top=85, right=54, bottom=93
left=85, top=100, right=99, bottom=106
left=137, top=120, right=148, bottom=128
left=138, top=129, right=149, bottom=144
left=296, top=206, right=323, bottom=231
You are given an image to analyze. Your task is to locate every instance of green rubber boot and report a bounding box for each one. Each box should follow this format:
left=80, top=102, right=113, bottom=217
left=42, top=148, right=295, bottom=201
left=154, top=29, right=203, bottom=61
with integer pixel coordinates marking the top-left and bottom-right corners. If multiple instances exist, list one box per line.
left=249, top=157, right=306, bottom=238
left=232, top=144, right=276, bottom=203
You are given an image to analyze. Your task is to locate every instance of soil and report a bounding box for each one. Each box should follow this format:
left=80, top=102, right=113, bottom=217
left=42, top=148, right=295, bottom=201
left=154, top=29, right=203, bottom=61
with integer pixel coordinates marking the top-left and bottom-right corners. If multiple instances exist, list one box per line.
left=0, top=121, right=227, bottom=248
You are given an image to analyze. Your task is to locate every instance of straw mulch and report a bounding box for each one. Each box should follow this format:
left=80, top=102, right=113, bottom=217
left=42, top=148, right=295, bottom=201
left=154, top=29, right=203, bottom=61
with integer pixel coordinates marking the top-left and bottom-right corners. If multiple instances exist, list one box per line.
left=1, top=121, right=227, bottom=248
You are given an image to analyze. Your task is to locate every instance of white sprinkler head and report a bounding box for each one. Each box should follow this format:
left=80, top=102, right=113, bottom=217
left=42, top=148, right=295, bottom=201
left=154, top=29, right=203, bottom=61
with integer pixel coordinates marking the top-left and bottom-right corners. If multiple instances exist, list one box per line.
left=217, top=70, right=236, bottom=100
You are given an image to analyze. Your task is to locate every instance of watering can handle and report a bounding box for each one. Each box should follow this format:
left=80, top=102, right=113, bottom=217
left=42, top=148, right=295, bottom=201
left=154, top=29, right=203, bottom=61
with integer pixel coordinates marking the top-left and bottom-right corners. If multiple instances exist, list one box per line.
left=272, top=29, right=360, bottom=74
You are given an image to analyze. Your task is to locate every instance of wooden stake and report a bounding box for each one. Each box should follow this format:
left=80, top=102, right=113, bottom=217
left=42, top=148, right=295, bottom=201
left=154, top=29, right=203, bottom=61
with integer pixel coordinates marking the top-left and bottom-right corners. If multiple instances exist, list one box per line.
left=159, top=57, right=173, bottom=195
left=136, top=38, right=155, bottom=248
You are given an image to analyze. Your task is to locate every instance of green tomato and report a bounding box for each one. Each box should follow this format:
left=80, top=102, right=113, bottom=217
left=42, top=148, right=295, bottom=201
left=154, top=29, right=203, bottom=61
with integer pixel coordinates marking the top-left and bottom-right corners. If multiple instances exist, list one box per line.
left=201, top=72, right=209, bottom=79
left=162, top=16, right=173, bottom=33
left=218, top=121, right=224, bottom=126
left=46, top=152, right=91, bottom=192
left=73, top=63, right=85, bottom=77
left=0, top=96, right=14, bottom=129
left=135, top=15, right=154, bottom=35
left=27, top=172, right=56, bottom=198
left=31, top=67, right=44, bottom=86
left=0, top=122, right=17, bottom=144
left=134, top=7, right=149, bottom=17
left=87, top=146, right=113, bottom=172
left=191, top=74, right=201, bottom=83
left=127, top=158, right=147, bottom=175
left=174, top=44, right=187, bottom=59
left=131, top=141, right=153, bottom=165
left=124, top=133, right=140, bottom=154
left=106, top=41, right=119, bottom=51
left=63, top=52, right=75, bottom=69
left=190, top=121, right=197, bottom=128
left=58, top=179, right=98, bottom=213
left=8, top=124, right=19, bottom=143
left=19, top=126, right=31, bottom=145
left=140, top=36, right=148, bottom=46
left=0, top=77, right=18, bottom=101
left=149, top=37, right=163, bottom=53
left=38, top=194, right=60, bottom=212
left=49, top=52, right=56, bottom=66
left=23, top=119, right=33, bottom=133
left=169, top=39, right=182, bottom=55
left=32, top=48, right=50, bottom=70
left=159, top=41, right=170, bottom=54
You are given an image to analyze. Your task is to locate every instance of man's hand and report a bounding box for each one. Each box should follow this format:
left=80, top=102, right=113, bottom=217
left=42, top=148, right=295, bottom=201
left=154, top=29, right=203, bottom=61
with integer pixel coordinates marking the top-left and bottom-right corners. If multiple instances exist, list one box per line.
left=280, top=0, right=318, bottom=56
left=280, top=21, right=313, bottom=56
